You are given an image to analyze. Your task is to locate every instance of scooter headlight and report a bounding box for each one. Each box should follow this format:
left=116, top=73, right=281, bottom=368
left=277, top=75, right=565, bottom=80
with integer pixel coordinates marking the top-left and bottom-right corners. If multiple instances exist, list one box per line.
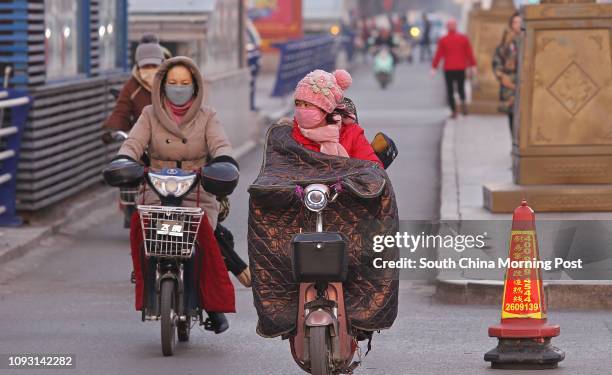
left=303, top=184, right=330, bottom=212
left=165, top=179, right=178, bottom=193
left=148, top=173, right=197, bottom=198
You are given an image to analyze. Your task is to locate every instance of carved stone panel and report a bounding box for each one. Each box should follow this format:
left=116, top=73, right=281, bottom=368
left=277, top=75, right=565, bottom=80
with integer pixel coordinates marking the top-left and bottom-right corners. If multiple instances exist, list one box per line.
left=513, top=2, right=612, bottom=185
left=529, top=29, right=612, bottom=147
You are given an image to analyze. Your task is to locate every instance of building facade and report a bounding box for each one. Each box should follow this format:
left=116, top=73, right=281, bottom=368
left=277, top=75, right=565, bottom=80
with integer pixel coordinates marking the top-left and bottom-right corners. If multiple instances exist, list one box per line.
left=0, top=0, right=130, bottom=211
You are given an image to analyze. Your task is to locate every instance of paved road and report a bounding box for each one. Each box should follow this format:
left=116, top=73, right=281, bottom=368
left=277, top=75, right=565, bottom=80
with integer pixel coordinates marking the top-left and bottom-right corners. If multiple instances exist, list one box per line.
left=2, top=63, right=612, bottom=375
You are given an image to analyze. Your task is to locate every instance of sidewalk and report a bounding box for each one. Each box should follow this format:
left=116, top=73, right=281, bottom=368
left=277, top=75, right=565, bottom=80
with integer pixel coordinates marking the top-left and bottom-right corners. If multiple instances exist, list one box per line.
left=436, top=114, right=612, bottom=310
left=440, top=115, right=513, bottom=221
left=0, top=226, right=50, bottom=264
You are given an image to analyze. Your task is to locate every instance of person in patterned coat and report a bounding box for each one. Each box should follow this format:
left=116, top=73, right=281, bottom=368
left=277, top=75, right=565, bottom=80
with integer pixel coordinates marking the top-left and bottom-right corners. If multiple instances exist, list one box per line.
left=493, top=12, right=521, bottom=135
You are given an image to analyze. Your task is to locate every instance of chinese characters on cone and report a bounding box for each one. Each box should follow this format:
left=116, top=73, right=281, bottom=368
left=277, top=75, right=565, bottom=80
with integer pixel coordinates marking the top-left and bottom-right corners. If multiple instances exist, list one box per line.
left=501, top=230, right=543, bottom=320
left=484, top=200, right=565, bottom=369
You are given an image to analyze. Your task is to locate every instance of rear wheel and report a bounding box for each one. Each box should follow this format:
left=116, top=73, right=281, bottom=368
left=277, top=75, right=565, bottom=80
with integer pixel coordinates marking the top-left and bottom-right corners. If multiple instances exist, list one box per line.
left=309, top=326, right=331, bottom=375
left=160, top=280, right=176, bottom=356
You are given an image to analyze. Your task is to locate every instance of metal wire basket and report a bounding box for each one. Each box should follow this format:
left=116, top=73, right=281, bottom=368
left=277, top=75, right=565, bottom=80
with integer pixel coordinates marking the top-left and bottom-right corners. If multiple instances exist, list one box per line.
left=119, top=187, right=139, bottom=206
left=137, top=205, right=203, bottom=259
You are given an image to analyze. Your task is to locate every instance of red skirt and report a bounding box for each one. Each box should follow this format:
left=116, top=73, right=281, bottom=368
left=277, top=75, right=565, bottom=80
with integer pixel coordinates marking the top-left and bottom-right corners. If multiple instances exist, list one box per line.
left=130, top=212, right=236, bottom=313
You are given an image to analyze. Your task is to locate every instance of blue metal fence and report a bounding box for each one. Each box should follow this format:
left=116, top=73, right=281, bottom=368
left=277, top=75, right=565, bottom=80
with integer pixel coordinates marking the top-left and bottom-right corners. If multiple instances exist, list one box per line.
left=0, top=1, right=129, bottom=212
left=271, top=35, right=338, bottom=98
left=0, top=89, right=30, bottom=226
left=0, top=1, right=29, bottom=88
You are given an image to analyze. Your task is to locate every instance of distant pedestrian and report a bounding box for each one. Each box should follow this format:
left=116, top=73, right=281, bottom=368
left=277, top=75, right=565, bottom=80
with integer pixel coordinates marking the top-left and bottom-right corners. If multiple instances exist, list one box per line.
left=493, top=12, right=521, bottom=136
left=431, top=19, right=477, bottom=119
left=420, top=13, right=432, bottom=62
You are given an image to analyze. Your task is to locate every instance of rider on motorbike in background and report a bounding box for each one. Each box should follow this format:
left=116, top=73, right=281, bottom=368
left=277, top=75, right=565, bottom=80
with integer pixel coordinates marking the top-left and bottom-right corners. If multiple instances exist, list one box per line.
left=103, top=35, right=164, bottom=134
left=372, top=28, right=400, bottom=65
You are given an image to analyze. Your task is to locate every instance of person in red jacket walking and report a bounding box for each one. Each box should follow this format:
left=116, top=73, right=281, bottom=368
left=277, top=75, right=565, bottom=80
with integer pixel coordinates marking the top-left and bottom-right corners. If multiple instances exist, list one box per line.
left=431, top=19, right=477, bottom=118
left=291, top=69, right=383, bottom=168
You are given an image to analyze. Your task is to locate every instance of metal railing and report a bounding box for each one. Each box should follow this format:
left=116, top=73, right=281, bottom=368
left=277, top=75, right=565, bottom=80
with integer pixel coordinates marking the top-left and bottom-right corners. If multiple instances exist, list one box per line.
left=15, top=73, right=128, bottom=211
left=0, top=90, right=31, bottom=226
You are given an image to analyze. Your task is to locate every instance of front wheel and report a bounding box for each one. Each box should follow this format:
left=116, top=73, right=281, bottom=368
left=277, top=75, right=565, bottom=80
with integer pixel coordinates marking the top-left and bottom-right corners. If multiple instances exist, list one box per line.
left=309, top=326, right=331, bottom=375
left=160, top=280, right=176, bottom=356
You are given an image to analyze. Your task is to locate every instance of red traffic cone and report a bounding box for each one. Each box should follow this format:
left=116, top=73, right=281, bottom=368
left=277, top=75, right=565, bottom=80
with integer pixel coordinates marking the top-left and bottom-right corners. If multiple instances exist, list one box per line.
left=484, top=200, right=565, bottom=369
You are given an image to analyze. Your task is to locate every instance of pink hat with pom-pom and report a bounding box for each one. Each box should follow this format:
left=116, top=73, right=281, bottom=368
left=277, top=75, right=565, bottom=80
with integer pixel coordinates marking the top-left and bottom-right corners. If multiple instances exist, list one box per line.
left=294, top=69, right=352, bottom=114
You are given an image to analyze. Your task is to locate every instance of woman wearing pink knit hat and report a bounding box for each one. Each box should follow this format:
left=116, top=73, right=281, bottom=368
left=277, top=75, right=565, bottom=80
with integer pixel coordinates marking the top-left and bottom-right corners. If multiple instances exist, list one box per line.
left=292, top=69, right=383, bottom=168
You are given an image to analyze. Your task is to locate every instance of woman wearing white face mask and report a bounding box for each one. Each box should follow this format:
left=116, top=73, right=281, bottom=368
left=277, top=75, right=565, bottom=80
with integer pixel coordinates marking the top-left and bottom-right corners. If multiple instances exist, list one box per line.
left=102, top=37, right=164, bottom=132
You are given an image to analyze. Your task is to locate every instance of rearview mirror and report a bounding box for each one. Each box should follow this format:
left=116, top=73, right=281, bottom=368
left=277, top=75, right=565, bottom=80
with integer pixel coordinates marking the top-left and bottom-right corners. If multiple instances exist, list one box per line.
left=371, top=132, right=398, bottom=170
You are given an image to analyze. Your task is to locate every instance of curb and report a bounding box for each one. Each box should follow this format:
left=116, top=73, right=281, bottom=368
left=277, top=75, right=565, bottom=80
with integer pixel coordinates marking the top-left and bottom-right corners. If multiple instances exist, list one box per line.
left=0, top=227, right=53, bottom=265
left=439, top=119, right=460, bottom=221
left=0, top=185, right=116, bottom=266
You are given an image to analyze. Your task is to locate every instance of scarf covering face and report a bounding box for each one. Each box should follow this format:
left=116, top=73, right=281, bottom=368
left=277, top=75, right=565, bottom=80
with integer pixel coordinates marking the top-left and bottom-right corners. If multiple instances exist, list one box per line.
left=139, top=68, right=157, bottom=90
left=298, top=117, right=349, bottom=158
left=133, top=66, right=153, bottom=92
left=164, top=97, right=195, bottom=125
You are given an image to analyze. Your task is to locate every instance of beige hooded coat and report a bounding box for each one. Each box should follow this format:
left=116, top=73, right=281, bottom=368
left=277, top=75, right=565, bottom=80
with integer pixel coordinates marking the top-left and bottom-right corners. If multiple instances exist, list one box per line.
left=118, top=56, right=233, bottom=228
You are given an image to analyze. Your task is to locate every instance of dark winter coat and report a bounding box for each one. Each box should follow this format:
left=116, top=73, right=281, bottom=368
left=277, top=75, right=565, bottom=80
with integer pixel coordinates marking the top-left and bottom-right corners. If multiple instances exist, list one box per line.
left=103, top=67, right=153, bottom=131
